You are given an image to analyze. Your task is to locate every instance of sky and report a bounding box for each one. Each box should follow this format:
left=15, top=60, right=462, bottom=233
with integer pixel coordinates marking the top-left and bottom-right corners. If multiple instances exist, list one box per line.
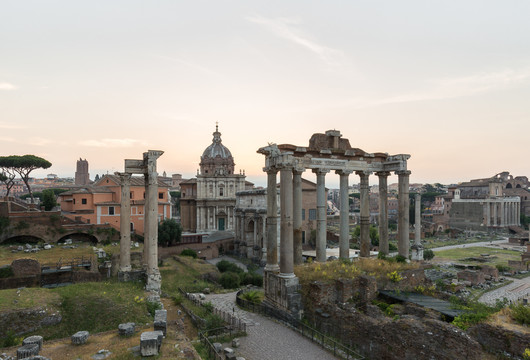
left=1, top=1, right=529, bottom=189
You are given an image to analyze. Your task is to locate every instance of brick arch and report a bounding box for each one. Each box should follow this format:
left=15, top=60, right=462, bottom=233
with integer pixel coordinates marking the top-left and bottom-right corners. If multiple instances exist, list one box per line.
left=58, top=232, right=99, bottom=244
left=2, top=234, right=44, bottom=244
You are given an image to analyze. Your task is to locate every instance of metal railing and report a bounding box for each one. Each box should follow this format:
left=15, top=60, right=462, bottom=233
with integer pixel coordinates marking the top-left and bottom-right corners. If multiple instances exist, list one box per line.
left=198, top=326, right=244, bottom=360
left=236, top=290, right=364, bottom=360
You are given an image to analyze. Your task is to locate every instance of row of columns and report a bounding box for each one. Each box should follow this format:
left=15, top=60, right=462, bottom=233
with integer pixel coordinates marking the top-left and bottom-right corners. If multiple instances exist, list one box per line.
left=265, top=166, right=411, bottom=276
left=485, top=200, right=521, bottom=227
left=197, top=205, right=235, bottom=231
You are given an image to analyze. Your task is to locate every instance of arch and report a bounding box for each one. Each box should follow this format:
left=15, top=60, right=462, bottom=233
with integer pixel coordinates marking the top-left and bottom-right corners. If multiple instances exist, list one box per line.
left=130, top=222, right=135, bottom=232
left=516, top=184, right=521, bottom=188
left=58, top=232, right=98, bottom=244
left=506, top=183, right=513, bottom=189
left=2, top=235, right=44, bottom=245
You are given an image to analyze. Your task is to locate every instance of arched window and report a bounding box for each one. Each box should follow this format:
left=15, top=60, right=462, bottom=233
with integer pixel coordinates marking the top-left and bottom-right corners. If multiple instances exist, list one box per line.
left=506, top=183, right=513, bottom=189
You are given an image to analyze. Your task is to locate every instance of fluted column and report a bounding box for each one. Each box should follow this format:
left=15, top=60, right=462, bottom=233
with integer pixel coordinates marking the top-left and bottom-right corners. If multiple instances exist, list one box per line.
left=337, top=170, right=352, bottom=259
left=397, top=170, right=410, bottom=258
left=143, top=173, right=150, bottom=267
left=265, top=169, right=279, bottom=272
left=261, top=215, right=267, bottom=263
left=414, top=194, right=421, bottom=246
left=144, top=150, right=163, bottom=276
left=376, top=172, right=390, bottom=255
left=357, top=171, right=371, bottom=257
left=493, top=202, right=498, bottom=226
left=280, top=166, right=294, bottom=277
left=293, top=168, right=304, bottom=265
left=314, top=169, right=329, bottom=262
left=516, top=202, right=520, bottom=226
left=118, top=172, right=132, bottom=272
left=501, top=202, right=505, bottom=227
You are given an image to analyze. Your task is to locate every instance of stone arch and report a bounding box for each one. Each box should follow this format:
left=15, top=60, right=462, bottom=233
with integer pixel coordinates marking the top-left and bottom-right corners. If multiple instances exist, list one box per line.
left=516, top=184, right=521, bottom=188
left=506, top=183, right=513, bottom=189
left=58, top=232, right=98, bottom=245
left=2, top=234, right=44, bottom=244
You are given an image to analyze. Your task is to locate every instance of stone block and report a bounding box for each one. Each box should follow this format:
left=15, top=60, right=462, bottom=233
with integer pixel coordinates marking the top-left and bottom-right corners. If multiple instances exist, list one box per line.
left=118, top=322, right=135, bottom=337
left=22, top=336, right=43, bottom=351
left=213, top=343, right=222, bottom=353
left=11, top=259, right=40, bottom=277
left=154, top=309, right=167, bottom=335
left=140, top=332, right=159, bottom=357
left=16, top=344, right=39, bottom=359
left=225, top=354, right=236, bottom=360
left=71, top=331, right=89, bottom=345
left=27, top=357, right=50, bottom=360
left=232, top=338, right=240, bottom=348
left=224, top=347, right=234, bottom=355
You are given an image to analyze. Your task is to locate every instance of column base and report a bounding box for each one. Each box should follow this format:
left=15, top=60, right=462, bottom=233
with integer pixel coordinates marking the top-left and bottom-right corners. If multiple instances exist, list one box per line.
left=410, top=244, right=424, bottom=261
left=264, top=264, right=280, bottom=272
left=145, top=270, right=162, bottom=293
left=264, top=272, right=302, bottom=318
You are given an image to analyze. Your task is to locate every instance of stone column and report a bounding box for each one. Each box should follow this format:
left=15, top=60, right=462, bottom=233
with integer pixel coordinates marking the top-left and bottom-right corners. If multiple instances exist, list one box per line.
left=144, top=151, right=163, bottom=277
left=516, top=202, right=520, bottom=226
left=337, top=170, right=352, bottom=259
left=486, top=201, right=491, bottom=226
left=280, top=166, right=295, bottom=278
left=314, top=169, right=329, bottom=262
left=397, top=170, right=411, bottom=258
left=118, top=172, right=132, bottom=272
left=493, top=202, right=498, bottom=226
left=261, top=214, right=267, bottom=264
left=143, top=173, right=150, bottom=267
left=501, top=202, right=506, bottom=227
left=357, top=171, right=371, bottom=257
left=376, top=172, right=390, bottom=255
left=265, top=169, right=279, bottom=272
left=252, top=215, right=258, bottom=258
left=293, top=168, right=304, bottom=265
left=411, top=194, right=424, bottom=260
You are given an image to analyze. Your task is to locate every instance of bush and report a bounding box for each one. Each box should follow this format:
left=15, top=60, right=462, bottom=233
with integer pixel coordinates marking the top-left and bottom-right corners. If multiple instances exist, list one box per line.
left=389, top=242, right=397, bottom=251
left=496, top=264, right=511, bottom=273
left=0, top=330, right=22, bottom=348
left=510, top=303, right=530, bottom=325
left=240, top=290, right=263, bottom=304
left=180, top=249, right=198, bottom=258
left=423, top=249, right=435, bottom=261
left=216, top=260, right=243, bottom=274
left=203, top=314, right=224, bottom=332
left=219, top=271, right=241, bottom=289
left=0, top=266, right=14, bottom=278
left=146, top=301, right=162, bottom=317
left=395, top=255, right=407, bottom=263
left=377, top=252, right=387, bottom=260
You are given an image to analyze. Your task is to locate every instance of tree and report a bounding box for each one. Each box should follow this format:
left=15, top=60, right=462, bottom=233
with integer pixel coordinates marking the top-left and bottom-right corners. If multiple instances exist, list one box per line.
left=41, top=189, right=57, bottom=211
left=370, top=225, right=379, bottom=246
left=0, top=167, right=16, bottom=199
left=157, top=218, right=182, bottom=246
left=0, top=155, right=52, bottom=203
left=170, top=191, right=181, bottom=215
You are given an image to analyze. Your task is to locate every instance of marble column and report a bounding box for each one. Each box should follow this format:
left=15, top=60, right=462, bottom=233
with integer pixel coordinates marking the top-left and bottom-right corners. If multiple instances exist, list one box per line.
left=397, top=170, right=411, bottom=258
left=252, top=215, right=258, bottom=258
left=261, top=215, right=267, bottom=263
left=314, top=169, right=329, bottom=262
left=357, top=171, right=370, bottom=257
left=280, top=166, right=295, bottom=277
left=411, top=193, right=424, bottom=261
left=118, top=172, right=132, bottom=272
left=376, top=172, right=390, bottom=255
left=493, top=202, right=498, bottom=226
left=516, top=202, right=520, bottom=226
left=144, top=150, right=163, bottom=277
left=486, top=201, right=491, bottom=226
left=337, top=170, right=352, bottom=259
left=293, top=168, right=304, bottom=265
left=265, top=169, right=279, bottom=272
left=143, top=173, right=150, bottom=267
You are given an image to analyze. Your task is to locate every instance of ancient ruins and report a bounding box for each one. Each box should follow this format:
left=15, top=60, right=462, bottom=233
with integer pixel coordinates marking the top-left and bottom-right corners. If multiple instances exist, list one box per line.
left=258, top=130, right=411, bottom=315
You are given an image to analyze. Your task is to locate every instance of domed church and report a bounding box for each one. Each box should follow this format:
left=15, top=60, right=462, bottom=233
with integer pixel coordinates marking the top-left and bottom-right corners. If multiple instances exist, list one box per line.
left=180, top=125, right=253, bottom=233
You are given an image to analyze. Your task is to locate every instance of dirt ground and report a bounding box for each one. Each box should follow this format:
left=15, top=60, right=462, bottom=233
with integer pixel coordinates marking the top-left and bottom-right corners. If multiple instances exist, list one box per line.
left=2, top=298, right=201, bottom=359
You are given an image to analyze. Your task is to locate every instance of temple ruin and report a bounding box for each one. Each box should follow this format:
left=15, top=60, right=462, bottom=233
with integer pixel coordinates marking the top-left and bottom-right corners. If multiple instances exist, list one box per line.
left=258, top=130, right=411, bottom=316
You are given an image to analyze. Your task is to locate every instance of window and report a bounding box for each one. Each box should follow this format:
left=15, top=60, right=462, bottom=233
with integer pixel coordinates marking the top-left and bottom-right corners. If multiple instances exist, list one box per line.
left=158, top=192, right=164, bottom=199
left=219, top=187, right=224, bottom=197
left=73, top=198, right=76, bottom=204
left=302, top=209, right=306, bottom=220
left=130, top=192, right=133, bottom=199
left=82, top=198, right=87, bottom=205
left=109, top=206, right=115, bottom=215
left=309, top=209, right=317, bottom=220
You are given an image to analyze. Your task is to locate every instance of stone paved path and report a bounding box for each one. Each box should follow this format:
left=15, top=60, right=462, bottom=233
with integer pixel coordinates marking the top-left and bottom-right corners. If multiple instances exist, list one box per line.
left=478, top=276, right=530, bottom=305
left=205, top=292, right=337, bottom=360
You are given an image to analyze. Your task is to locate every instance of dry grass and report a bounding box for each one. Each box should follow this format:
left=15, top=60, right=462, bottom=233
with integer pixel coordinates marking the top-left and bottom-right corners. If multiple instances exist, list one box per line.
left=0, top=287, right=60, bottom=312
left=295, top=258, right=419, bottom=285
left=433, top=247, right=521, bottom=268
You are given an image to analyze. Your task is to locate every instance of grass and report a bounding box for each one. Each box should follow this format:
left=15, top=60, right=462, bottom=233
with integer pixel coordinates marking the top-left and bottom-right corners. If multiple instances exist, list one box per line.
left=434, top=247, right=521, bottom=268
left=160, top=256, right=219, bottom=296
left=423, top=236, right=497, bottom=250
left=0, top=287, right=61, bottom=312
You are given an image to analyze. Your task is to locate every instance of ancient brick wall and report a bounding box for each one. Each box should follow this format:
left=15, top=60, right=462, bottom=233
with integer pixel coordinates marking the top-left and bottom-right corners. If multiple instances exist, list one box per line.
left=11, top=258, right=40, bottom=277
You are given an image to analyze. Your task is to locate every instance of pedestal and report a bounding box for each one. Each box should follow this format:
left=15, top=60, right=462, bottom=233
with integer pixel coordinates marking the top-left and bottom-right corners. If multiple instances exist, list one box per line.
left=264, top=271, right=302, bottom=318
left=411, top=244, right=424, bottom=261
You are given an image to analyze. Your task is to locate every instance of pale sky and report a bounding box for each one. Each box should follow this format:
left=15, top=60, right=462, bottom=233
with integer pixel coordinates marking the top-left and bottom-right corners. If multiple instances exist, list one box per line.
left=1, top=1, right=529, bottom=188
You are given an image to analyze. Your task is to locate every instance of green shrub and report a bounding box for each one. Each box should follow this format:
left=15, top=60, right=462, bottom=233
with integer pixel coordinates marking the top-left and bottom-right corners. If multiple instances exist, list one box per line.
left=216, top=260, right=243, bottom=274
left=510, top=303, right=530, bottom=325
left=496, top=264, right=511, bottom=273
left=180, top=249, right=198, bottom=258
left=219, top=271, right=241, bottom=289
left=395, top=255, right=407, bottom=263
left=240, top=290, right=263, bottom=304
left=203, top=314, right=224, bottom=332
left=202, top=301, right=214, bottom=313
left=451, top=297, right=506, bottom=330
left=377, top=252, right=387, bottom=260
left=172, top=294, right=183, bottom=305
left=0, top=330, right=23, bottom=348
left=146, top=301, right=162, bottom=317
left=389, top=242, right=398, bottom=251
left=423, top=249, right=435, bottom=261
left=0, top=266, right=14, bottom=278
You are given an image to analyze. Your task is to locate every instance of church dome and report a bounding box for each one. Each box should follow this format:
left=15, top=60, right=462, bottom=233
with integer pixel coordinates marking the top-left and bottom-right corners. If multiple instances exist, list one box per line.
left=200, top=125, right=235, bottom=176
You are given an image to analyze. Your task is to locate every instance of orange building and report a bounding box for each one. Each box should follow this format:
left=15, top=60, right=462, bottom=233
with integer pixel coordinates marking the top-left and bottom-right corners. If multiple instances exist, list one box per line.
left=58, top=174, right=171, bottom=235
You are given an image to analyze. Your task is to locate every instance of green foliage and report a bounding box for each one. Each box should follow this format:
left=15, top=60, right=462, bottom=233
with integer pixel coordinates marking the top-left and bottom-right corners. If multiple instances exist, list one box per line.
left=423, top=249, right=435, bottom=261
left=395, top=254, right=407, bottom=263
left=172, top=294, right=183, bottom=305
left=523, top=348, right=530, bottom=360
left=219, top=271, right=241, bottom=289
left=377, top=252, right=387, bottom=260
left=146, top=300, right=162, bottom=317
left=180, top=249, right=198, bottom=258
left=496, top=264, right=511, bottom=273
left=240, top=290, right=264, bottom=304
left=387, top=271, right=403, bottom=283
left=216, top=260, right=244, bottom=274
left=49, top=213, right=60, bottom=225
left=14, top=220, right=30, bottom=231
left=157, top=218, right=182, bottom=246
left=510, top=303, right=530, bottom=325
left=0, top=266, right=14, bottom=278
left=450, top=296, right=507, bottom=330
left=351, top=225, right=360, bottom=240
left=42, top=189, right=57, bottom=211
left=520, top=214, right=530, bottom=230
left=0, top=155, right=52, bottom=203
left=389, top=242, right=397, bottom=251
left=370, top=225, right=379, bottom=246
left=372, top=300, right=396, bottom=317
left=0, top=330, right=23, bottom=348
left=203, top=313, right=224, bottom=332
left=240, top=272, right=263, bottom=287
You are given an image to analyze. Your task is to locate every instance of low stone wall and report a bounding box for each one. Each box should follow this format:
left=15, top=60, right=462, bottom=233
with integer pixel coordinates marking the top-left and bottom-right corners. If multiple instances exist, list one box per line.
left=468, top=322, right=530, bottom=358
left=0, top=307, right=62, bottom=338
left=0, top=275, right=40, bottom=289
left=11, top=259, right=41, bottom=277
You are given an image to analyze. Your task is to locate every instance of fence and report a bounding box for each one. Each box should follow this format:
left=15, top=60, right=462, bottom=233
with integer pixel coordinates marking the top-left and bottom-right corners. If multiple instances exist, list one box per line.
left=236, top=290, right=364, bottom=360
left=198, top=326, right=244, bottom=360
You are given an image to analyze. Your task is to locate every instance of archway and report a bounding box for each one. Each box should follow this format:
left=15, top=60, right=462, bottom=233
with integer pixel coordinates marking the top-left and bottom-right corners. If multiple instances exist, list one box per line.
left=58, top=233, right=98, bottom=245
left=506, top=183, right=513, bottom=189
left=2, top=235, right=44, bottom=245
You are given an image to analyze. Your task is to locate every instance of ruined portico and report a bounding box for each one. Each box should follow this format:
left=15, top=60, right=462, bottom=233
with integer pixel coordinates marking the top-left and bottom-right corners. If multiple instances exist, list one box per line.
left=117, top=150, right=164, bottom=293
left=258, top=130, right=410, bottom=316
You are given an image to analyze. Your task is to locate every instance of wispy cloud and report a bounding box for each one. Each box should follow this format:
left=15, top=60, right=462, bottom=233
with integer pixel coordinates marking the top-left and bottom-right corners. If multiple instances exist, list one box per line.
left=0, top=136, right=15, bottom=142
left=247, top=15, right=343, bottom=67
left=79, top=138, right=148, bottom=148
left=0, top=82, right=17, bottom=90
left=0, top=122, right=26, bottom=129
left=152, top=55, right=223, bottom=77
left=29, top=137, right=55, bottom=146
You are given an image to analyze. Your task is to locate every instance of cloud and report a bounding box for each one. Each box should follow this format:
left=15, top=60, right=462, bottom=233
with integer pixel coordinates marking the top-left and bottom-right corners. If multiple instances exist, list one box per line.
left=0, top=136, right=15, bottom=142
left=152, top=55, right=223, bottom=77
left=0, top=82, right=17, bottom=90
left=79, top=138, right=148, bottom=148
left=247, top=15, right=343, bottom=67
left=29, top=137, right=55, bottom=146
left=0, top=122, right=26, bottom=129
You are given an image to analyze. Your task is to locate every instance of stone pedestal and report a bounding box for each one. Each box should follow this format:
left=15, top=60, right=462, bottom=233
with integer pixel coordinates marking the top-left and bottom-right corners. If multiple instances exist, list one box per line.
left=22, top=336, right=43, bottom=351
left=410, top=244, right=424, bottom=261
left=145, top=271, right=162, bottom=294
left=17, top=344, right=39, bottom=359
left=264, top=271, right=302, bottom=318
left=118, top=322, right=135, bottom=337
left=154, top=309, right=167, bottom=336
left=140, top=331, right=160, bottom=356
left=71, top=331, right=89, bottom=345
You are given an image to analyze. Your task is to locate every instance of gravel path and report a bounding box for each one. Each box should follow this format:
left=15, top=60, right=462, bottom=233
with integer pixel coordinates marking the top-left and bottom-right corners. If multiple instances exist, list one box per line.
left=204, top=291, right=337, bottom=360
left=478, top=276, right=530, bottom=305
left=430, top=239, right=508, bottom=252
